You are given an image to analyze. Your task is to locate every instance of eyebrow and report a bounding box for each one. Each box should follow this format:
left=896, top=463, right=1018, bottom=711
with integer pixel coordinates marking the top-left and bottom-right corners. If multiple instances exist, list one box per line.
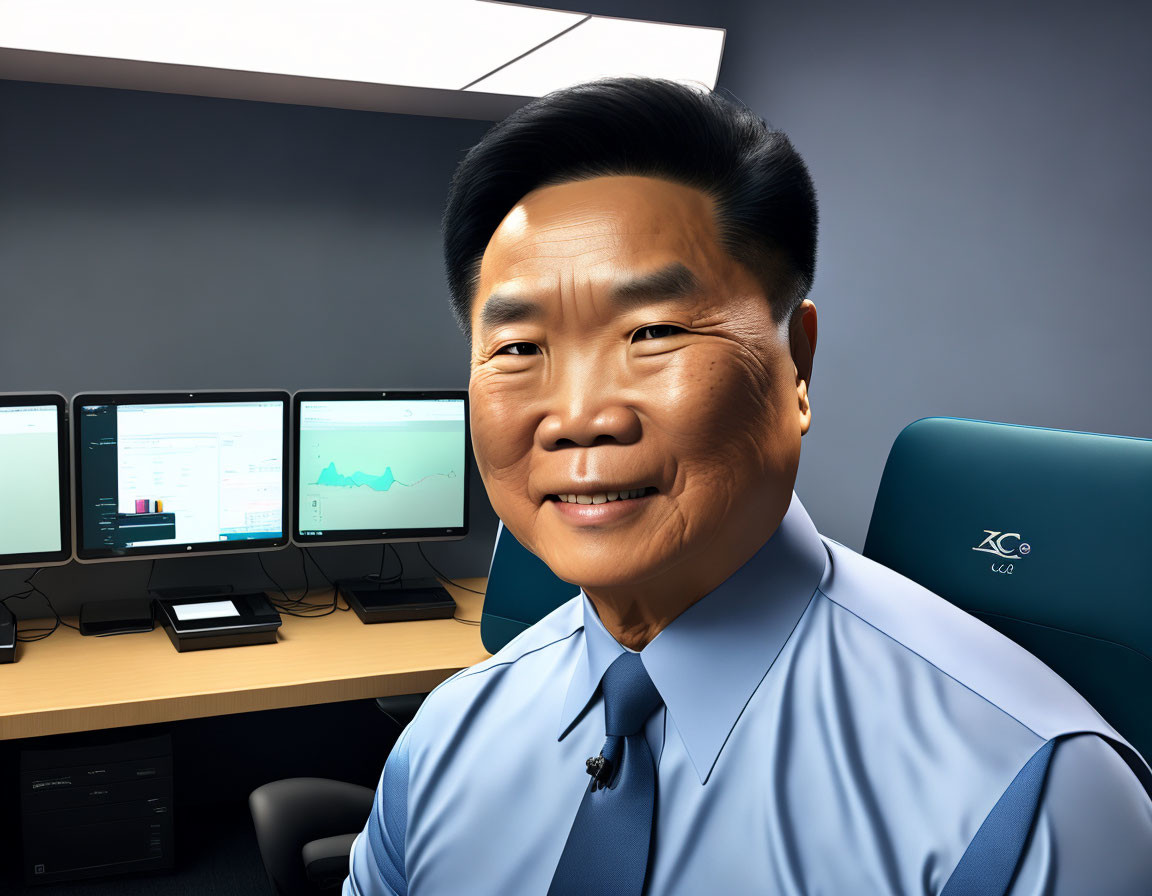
left=477, top=262, right=702, bottom=334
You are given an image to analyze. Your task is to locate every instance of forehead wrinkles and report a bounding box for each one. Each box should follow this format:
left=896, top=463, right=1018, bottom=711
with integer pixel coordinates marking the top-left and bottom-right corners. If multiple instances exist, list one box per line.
left=475, top=176, right=731, bottom=333
left=486, top=207, right=631, bottom=274
left=501, top=258, right=622, bottom=334
left=482, top=224, right=662, bottom=332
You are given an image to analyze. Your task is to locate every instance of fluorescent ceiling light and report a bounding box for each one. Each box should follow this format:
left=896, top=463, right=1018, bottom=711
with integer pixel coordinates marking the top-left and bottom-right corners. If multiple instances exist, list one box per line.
left=0, top=0, right=583, bottom=88
left=0, top=1, right=724, bottom=112
left=465, top=14, right=724, bottom=95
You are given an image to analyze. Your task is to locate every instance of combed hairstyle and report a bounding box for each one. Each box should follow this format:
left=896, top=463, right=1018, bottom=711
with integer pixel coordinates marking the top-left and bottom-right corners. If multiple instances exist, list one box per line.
left=442, top=76, right=818, bottom=340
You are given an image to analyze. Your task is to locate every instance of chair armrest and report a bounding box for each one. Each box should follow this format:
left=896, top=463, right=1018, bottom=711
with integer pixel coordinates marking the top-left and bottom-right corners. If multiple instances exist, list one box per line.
left=303, top=833, right=361, bottom=892
left=249, top=777, right=373, bottom=896
left=374, top=693, right=427, bottom=718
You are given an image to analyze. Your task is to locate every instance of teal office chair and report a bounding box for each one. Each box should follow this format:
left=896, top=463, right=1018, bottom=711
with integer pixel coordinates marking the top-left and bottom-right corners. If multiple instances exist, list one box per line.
left=481, top=521, right=580, bottom=654
left=863, top=416, right=1152, bottom=762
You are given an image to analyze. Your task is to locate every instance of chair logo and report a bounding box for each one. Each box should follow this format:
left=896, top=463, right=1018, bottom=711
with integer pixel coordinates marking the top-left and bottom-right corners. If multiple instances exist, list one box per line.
left=972, top=530, right=1030, bottom=560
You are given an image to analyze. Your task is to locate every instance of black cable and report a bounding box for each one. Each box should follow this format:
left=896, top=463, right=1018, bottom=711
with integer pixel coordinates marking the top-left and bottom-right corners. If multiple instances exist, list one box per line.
left=1, top=578, right=61, bottom=641
left=15, top=621, right=60, bottom=641
left=262, top=551, right=327, bottom=610
left=282, top=546, right=340, bottom=616
left=300, top=547, right=311, bottom=602
left=365, top=543, right=403, bottom=584
left=259, top=550, right=340, bottom=618
left=303, top=547, right=333, bottom=587
left=0, top=574, right=34, bottom=606
left=30, top=566, right=76, bottom=626
left=275, top=598, right=338, bottom=618
left=416, top=543, right=485, bottom=594
left=271, top=594, right=337, bottom=617
left=414, top=543, right=486, bottom=627
left=257, top=552, right=291, bottom=602
left=3, top=568, right=77, bottom=640
left=303, top=548, right=350, bottom=612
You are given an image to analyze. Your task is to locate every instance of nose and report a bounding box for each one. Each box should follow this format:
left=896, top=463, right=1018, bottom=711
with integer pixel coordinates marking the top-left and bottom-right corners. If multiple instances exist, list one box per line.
left=535, top=364, right=642, bottom=450
left=537, top=405, right=642, bottom=449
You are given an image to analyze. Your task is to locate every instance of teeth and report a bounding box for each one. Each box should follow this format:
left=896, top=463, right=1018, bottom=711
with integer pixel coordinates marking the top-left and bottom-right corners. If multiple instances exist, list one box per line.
left=557, top=488, right=650, bottom=504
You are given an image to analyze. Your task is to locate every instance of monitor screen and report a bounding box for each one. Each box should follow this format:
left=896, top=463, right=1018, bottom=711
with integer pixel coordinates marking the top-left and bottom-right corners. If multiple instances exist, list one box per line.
left=293, top=391, right=469, bottom=545
left=0, top=394, right=71, bottom=568
left=74, top=392, right=289, bottom=561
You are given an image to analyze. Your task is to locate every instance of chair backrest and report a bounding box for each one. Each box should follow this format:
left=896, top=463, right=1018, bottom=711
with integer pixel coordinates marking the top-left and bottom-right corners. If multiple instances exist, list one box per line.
left=863, top=416, right=1152, bottom=761
left=481, top=520, right=580, bottom=654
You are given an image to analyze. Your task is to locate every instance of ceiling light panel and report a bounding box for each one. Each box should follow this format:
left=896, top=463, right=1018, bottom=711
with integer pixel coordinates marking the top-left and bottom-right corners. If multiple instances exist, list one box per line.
left=464, top=15, right=725, bottom=96
left=0, top=0, right=585, bottom=89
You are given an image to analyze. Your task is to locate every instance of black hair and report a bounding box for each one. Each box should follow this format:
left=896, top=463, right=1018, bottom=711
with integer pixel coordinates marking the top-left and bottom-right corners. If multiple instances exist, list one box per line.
left=442, top=76, right=817, bottom=339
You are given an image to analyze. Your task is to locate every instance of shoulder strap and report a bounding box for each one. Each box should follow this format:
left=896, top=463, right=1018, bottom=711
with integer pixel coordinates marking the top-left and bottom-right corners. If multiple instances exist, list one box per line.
left=939, top=738, right=1055, bottom=896
left=941, top=733, right=1152, bottom=896
left=366, top=726, right=411, bottom=895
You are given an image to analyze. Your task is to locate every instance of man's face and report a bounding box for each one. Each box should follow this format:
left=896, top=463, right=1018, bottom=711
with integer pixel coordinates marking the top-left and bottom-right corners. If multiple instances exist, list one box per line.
left=468, top=175, right=813, bottom=599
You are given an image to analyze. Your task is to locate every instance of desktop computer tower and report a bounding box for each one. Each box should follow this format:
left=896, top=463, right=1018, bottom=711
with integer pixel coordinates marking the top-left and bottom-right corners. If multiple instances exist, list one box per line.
left=20, top=734, right=174, bottom=884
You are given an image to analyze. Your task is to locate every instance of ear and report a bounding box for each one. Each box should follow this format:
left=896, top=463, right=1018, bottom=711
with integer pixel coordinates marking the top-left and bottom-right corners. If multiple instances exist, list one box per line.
left=789, top=300, right=818, bottom=435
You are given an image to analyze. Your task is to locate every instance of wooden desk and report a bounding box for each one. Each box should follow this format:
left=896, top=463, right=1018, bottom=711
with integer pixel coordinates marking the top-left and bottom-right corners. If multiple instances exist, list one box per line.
left=0, top=578, right=490, bottom=741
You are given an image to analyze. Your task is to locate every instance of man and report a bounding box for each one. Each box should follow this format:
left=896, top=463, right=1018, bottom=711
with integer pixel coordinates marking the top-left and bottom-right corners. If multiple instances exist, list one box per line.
left=344, top=78, right=1152, bottom=895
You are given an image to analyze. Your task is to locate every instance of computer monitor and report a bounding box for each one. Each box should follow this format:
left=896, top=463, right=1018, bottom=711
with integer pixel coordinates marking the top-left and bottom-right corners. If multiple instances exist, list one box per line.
left=292, top=390, right=469, bottom=547
left=0, top=393, right=71, bottom=569
left=73, top=392, right=290, bottom=562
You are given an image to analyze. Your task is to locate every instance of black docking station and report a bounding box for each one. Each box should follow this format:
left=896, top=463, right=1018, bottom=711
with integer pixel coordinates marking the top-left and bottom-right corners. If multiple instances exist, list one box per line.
left=337, top=578, right=457, bottom=624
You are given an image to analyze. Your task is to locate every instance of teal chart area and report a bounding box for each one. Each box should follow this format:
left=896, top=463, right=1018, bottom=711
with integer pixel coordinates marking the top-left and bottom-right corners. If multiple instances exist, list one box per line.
left=299, top=425, right=465, bottom=532
left=315, top=463, right=398, bottom=492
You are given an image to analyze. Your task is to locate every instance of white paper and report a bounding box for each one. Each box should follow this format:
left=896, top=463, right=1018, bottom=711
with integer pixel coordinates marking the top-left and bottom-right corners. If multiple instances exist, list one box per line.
left=172, top=600, right=240, bottom=622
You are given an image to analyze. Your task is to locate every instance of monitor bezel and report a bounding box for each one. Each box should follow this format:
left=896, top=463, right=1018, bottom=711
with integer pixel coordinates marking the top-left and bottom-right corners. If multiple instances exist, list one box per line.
left=0, top=392, right=72, bottom=570
left=291, top=389, right=470, bottom=547
left=72, top=390, right=291, bottom=563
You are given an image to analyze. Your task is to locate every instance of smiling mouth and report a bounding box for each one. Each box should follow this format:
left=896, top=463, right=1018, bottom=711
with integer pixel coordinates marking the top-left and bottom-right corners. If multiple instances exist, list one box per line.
left=545, top=487, right=659, bottom=505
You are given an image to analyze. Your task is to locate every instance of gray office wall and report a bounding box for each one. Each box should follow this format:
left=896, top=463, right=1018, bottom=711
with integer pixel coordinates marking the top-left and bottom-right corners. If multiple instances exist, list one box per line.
left=2, top=0, right=1150, bottom=615
left=718, top=0, right=1152, bottom=548
left=0, top=81, right=499, bottom=615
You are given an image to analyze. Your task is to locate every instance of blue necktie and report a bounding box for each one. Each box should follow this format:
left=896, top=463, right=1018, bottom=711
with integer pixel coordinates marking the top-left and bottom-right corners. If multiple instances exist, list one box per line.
left=548, top=652, right=664, bottom=896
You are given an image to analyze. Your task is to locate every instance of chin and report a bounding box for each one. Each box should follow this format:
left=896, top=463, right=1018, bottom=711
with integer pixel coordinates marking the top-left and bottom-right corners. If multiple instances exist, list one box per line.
left=537, top=548, right=667, bottom=592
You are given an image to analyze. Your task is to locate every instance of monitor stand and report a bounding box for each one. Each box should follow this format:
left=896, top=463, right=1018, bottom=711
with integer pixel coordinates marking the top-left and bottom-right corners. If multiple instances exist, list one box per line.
left=336, top=577, right=456, bottom=624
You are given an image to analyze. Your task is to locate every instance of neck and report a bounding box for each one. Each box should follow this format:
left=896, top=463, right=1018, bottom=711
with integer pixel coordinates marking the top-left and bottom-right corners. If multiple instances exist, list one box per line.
left=583, top=592, right=682, bottom=651
left=583, top=509, right=785, bottom=651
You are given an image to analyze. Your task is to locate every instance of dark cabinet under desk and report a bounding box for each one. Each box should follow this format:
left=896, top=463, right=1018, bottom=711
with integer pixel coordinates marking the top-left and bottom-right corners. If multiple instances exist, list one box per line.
left=20, top=734, right=174, bottom=885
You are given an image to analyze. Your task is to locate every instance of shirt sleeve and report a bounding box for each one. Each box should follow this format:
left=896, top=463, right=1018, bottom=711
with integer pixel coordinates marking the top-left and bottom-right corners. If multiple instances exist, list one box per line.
left=343, top=724, right=412, bottom=896
left=1006, top=734, right=1152, bottom=895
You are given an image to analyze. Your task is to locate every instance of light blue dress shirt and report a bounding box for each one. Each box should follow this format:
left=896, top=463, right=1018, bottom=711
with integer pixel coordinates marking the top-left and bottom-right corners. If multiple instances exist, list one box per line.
left=345, top=492, right=1152, bottom=895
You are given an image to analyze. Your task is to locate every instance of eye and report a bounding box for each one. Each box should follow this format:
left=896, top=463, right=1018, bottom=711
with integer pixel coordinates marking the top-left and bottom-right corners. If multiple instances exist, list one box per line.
left=632, top=324, right=686, bottom=342
left=494, top=342, right=540, bottom=356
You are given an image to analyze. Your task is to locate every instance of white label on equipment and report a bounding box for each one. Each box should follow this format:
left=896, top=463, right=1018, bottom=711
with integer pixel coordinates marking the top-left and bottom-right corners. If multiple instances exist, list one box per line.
left=172, top=600, right=241, bottom=621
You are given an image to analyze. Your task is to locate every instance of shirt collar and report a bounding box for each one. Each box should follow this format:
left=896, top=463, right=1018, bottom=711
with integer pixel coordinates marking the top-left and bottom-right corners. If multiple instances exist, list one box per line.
left=557, top=490, right=828, bottom=784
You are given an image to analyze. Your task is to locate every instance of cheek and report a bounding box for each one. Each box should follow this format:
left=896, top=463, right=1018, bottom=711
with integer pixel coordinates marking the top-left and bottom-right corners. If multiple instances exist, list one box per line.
left=468, top=373, right=535, bottom=485
left=665, top=344, right=780, bottom=457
